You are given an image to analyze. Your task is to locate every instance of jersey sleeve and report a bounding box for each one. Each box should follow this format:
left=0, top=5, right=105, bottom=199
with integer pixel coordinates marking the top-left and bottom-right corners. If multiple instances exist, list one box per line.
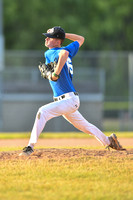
left=44, top=51, right=50, bottom=64
left=64, top=41, right=79, bottom=58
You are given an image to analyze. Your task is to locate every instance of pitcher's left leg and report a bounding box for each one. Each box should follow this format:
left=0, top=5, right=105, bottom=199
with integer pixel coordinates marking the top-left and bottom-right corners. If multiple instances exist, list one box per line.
left=64, top=110, right=110, bottom=146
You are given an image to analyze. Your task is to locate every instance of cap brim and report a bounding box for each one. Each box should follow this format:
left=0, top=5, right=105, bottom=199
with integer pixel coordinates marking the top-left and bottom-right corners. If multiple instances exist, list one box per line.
left=42, top=33, right=55, bottom=38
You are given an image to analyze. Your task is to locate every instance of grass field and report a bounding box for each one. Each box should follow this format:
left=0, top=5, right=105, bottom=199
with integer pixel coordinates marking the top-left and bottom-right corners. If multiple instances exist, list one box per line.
left=0, top=131, right=133, bottom=139
left=0, top=132, right=133, bottom=200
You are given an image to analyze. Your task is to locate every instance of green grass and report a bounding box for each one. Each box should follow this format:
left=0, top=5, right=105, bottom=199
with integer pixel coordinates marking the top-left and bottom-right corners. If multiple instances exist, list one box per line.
left=0, top=154, right=132, bottom=200
left=0, top=131, right=133, bottom=139
left=0, top=132, right=132, bottom=200
left=104, top=101, right=128, bottom=110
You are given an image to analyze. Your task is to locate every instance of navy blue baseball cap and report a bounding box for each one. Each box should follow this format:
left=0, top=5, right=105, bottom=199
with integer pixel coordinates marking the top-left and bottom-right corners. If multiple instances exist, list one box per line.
left=42, top=26, right=65, bottom=39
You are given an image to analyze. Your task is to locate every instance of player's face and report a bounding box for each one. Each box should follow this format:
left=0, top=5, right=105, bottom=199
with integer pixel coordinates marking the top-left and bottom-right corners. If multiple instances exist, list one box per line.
left=45, top=37, right=61, bottom=49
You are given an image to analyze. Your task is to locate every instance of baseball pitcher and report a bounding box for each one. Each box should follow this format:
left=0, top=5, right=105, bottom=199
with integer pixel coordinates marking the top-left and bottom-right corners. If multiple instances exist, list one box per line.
left=19, top=26, right=124, bottom=156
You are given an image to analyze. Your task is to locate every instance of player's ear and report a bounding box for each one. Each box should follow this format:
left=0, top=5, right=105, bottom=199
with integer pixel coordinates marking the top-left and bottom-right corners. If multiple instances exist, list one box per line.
left=57, top=39, right=63, bottom=46
left=60, top=39, right=64, bottom=45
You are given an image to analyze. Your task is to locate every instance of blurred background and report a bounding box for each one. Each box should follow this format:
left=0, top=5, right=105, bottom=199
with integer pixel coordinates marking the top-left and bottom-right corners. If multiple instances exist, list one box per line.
left=0, top=0, right=133, bottom=132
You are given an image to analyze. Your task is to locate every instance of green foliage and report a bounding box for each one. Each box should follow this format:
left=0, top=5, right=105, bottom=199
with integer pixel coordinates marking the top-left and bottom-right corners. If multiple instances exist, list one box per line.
left=104, top=101, right=128, bottom=110
left=3, top=0, right=133, bottom=50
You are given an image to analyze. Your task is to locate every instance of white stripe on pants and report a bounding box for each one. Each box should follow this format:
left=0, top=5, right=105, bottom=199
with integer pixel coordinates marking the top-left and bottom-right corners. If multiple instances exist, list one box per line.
left=28, top=94, right=110, bottom=147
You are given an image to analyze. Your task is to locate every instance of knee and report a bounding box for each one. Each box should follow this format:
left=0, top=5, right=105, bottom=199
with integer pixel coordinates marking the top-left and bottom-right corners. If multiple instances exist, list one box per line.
left=37, top=111, right=41, bottom=120
left=37, top=106, right=46, bottom=120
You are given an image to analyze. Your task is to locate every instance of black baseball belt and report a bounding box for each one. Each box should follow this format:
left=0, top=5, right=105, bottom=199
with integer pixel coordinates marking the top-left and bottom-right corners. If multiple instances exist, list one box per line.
left=54, top=92, right=79, bottom=102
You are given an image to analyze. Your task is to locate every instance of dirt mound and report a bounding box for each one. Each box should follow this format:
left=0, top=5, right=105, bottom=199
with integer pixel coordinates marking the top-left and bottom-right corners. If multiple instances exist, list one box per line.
left=0, top=148, right=133, bottom=160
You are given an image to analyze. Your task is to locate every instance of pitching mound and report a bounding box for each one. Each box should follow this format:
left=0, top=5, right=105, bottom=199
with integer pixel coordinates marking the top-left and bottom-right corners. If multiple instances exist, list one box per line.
left=0, top=148, right=133, bottom=160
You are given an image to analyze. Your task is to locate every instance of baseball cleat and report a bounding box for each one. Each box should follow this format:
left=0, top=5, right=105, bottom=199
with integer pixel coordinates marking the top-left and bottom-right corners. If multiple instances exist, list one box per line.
left=106, top=133, right=126, bottom=151
left=19, top=146, right=34, bottom=156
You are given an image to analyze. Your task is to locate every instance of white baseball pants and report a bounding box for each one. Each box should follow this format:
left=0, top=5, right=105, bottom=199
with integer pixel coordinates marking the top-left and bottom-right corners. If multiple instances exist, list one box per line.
left=28, top=92, right=110, bottom=147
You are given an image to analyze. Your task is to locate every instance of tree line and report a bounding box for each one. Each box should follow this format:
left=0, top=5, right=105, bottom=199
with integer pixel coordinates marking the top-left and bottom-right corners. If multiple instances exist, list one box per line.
left=3, top=0, right=133, bottom=50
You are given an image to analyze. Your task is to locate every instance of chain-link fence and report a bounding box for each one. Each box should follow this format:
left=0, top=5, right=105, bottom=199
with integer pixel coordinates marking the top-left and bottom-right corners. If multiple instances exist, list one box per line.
left=4, top=50, right=129, bottom=99
left=0, top=50, right=132, bottom=132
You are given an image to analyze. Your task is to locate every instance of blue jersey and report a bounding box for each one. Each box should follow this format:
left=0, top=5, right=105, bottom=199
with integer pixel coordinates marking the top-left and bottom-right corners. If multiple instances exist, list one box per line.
left=45, top=41, right=79, bottom=97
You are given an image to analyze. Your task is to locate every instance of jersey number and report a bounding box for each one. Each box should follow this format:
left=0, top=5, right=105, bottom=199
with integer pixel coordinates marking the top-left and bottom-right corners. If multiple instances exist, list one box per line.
left=66, top=57, right=73, bottom=76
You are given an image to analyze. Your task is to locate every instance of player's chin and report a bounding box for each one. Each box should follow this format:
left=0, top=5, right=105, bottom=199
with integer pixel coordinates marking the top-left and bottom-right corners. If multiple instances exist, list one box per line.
left=45, top=42, right=48, bottom=47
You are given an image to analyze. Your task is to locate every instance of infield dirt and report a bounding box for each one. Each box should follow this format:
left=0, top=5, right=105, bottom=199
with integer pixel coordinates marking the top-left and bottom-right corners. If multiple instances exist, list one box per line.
left=0, top=138, right=132, bottom=160
left=0, top=137, right=133, bottom=147
left=0, top=148, right=133, bottom=160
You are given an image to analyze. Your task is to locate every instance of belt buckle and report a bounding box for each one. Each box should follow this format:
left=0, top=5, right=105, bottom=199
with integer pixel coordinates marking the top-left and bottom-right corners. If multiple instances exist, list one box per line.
left=54, top=95, right=65, bottom=102
left=61, top=95, right=65, bottom=99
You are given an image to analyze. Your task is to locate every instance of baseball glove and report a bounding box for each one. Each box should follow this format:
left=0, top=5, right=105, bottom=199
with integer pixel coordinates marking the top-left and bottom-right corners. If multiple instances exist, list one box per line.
left=38, top=61, right=57, bottom=80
